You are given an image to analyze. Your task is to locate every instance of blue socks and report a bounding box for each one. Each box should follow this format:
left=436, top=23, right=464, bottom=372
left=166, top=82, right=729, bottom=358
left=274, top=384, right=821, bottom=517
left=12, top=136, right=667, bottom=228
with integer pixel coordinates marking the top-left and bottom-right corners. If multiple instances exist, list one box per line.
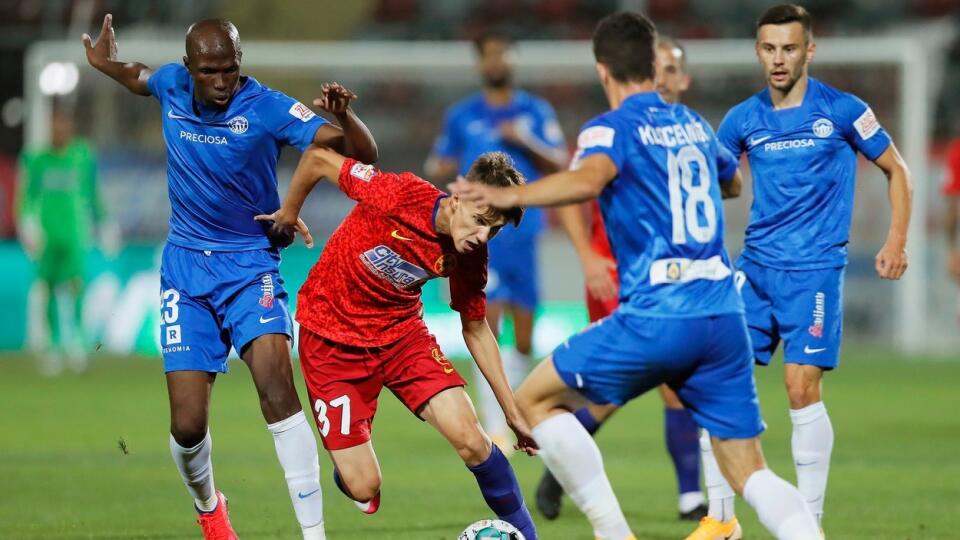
left=573, top=407, right=602, bottom=435
left=467, top=445, right=537, bottom=540
left=665, top=407, right=701, bottom=495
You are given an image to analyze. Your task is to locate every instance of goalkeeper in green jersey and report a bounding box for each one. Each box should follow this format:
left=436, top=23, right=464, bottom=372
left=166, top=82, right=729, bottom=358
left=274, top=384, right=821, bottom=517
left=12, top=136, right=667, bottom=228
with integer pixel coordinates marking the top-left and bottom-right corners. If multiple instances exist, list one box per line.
left=17, top=108, right=113, bottom=374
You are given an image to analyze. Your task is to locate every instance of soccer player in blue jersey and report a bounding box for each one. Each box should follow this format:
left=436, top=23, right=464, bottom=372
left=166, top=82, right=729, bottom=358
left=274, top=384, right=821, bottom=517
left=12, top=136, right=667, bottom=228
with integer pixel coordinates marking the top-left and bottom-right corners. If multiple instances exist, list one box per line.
left=539, top=37, right=712, bottom=523
left=686, top=5, right=913, bottom=539
left=82, top=15, right=377, bottom=539
left=452, top=12, right=822, bottom=540
left=425, top=31, right=567, bottom=452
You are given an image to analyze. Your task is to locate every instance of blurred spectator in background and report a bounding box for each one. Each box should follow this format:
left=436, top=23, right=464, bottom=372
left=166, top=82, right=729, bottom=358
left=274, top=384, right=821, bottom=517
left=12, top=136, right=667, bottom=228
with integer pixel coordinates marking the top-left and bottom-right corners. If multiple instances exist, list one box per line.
left=945, top=132, right=960, bottom=286
left=17, top=105, right=116, bottom=375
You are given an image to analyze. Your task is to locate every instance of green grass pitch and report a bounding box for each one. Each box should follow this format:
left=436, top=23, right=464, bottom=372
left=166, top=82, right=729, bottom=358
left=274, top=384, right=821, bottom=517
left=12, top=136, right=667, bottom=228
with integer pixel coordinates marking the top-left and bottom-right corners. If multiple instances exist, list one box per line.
left=1, top=348, right=957, bottom=539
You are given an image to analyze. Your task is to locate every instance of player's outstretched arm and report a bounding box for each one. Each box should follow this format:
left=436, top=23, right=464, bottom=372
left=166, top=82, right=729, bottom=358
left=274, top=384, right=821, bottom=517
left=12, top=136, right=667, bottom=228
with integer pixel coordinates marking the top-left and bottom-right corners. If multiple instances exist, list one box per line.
left=254, top=147, right=345, bottom=248
left=873, top=143, right=912, bottom=280
left=312, top=83, right=378, bottom=164
left=555, top=204, right=617, bottom=301
left=81, top=14, right=151, bottom=97
left=449, top=153, right=617, bottom=210
left=461, top=316, right=538, bottom=455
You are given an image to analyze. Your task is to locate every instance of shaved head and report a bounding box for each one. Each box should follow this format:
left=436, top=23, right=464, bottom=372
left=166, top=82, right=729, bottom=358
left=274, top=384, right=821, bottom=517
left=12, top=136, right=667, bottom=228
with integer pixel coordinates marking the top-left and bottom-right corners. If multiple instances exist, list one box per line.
left=185, top=19, right=241, bottom=61
left=182, top=19, right=243, bottom=109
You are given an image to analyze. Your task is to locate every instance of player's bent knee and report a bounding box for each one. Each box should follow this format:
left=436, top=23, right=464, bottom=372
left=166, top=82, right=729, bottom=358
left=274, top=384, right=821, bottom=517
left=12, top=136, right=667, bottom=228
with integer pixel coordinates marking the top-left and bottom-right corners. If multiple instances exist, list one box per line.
left=785, top=380, right=821, bottom=409
left=170, top=422, right=207, bottom=448
left=341, top=469, right=382, bottom=502
left=453, top=425, right=493, bottom=466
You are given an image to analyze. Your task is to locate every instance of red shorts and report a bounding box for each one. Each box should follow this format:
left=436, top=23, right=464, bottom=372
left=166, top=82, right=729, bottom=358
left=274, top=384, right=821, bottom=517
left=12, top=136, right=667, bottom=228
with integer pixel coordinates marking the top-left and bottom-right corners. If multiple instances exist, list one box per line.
left=585, top=268, right=620, bottom=323
left=298, top=325, right=466, bottom=450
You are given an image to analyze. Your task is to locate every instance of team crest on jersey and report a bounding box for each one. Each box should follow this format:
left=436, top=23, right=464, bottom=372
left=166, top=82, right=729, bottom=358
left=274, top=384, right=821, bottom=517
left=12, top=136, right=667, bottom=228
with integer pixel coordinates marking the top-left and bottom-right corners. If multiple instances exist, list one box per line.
left=227, top=115, right=249, bottom=134
left=288, top=102, right=317, bottom=122
left=666, top=261, right=682, bottom=281
left=808, top=291, right=826, bottom=338
left=350, top=163, right=375, bottom=182
left=812, top=118, right=833, bottom=138
left=361, top=245, right=430, bottom=289
left=432, top=348, right=455, bottom=374
left=434, top=253, right=458, bottom=275
left=259, top=274, right=275, bottom=309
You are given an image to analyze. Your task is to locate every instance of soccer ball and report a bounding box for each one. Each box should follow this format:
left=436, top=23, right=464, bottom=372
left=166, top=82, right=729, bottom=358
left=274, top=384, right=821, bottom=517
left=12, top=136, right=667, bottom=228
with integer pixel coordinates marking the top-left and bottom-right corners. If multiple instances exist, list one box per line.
left=458, top=519, right=525, bottom=540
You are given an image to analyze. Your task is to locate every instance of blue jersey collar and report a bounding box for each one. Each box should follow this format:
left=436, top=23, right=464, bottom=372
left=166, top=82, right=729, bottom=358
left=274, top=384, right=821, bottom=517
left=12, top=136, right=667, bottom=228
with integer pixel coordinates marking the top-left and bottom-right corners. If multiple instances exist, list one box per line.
left=620, top=91, right=667, bottom=110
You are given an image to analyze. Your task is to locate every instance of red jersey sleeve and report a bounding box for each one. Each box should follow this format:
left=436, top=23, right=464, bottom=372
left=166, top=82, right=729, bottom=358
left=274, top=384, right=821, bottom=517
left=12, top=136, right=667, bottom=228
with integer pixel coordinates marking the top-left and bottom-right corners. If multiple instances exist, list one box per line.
left=450, top=245, right=488, bottom=320
left=944, top=141, right=960, bottom=197
left=338, top=158, right=417, bottom=212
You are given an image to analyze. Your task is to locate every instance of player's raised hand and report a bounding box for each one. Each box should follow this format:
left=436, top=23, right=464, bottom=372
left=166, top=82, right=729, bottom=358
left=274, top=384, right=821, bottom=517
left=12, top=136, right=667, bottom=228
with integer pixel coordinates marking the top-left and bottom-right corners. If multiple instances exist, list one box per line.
left=447, top=176, right=520, bottom=210
left=314, top=83, right=358, bottom=115
left=81, top=14, right=118, bottom=69
left=254, top=208, right=314, bottom=249
left=875, top=240, right=907, bottom=280
left=506, top=415, right=539, bottom=456
left=582, top=249, right=618, bottom=301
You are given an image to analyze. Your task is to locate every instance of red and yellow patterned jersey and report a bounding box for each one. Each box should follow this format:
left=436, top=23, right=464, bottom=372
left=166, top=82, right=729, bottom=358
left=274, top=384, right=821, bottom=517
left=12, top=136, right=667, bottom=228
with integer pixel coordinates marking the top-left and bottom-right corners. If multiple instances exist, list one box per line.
left=944, top=140, right=960, bottom=197
left=296, top=159, right=487, bottom=347
left=589, top=199, right=614, bottom=260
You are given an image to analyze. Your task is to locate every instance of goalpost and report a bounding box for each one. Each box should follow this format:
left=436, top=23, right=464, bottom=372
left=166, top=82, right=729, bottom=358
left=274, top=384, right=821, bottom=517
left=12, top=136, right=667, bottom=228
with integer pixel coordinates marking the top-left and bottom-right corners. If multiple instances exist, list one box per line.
left=23, top=37, right=935, bottom=354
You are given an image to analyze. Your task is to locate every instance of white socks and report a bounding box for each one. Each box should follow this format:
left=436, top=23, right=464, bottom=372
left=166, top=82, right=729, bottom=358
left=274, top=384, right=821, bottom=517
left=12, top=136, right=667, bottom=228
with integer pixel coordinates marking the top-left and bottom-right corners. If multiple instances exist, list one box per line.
left=268, top=411, right=326, bottom=538
left=699, top=430, right=736, bottom=522
left=474, top=348, right=531, bottom=438
left=169, top=431, right=218, bottom=512
left=743, top=468, right=822, bottom=540
left=533, top=413, right=633, bottom=540
left=790, top=401, right=833, bottom=525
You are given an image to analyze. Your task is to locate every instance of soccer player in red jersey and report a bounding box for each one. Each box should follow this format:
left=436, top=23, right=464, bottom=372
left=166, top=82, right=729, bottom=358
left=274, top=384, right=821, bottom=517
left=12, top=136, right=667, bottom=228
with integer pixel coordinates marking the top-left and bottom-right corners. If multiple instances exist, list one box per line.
left=256, top=149, right=539, bottom=539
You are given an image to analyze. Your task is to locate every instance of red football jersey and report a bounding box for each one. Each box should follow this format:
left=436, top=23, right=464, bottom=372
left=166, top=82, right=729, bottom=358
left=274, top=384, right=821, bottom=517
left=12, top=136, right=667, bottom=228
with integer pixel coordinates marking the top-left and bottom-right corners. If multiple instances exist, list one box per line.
left=589, top=199, right=614, bottom=259
left=296, top=159, right=488, bottom=347
left=944, top=140, right=960, bottom=196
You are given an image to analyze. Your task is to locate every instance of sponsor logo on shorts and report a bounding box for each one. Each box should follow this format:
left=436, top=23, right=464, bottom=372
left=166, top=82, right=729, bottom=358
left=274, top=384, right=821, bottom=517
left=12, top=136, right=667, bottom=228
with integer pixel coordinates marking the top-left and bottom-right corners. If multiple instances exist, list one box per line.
left=434, top=253, right=458, bottom=275
left=260, top=274, right=275, bottom=309
left=350, top=163, right=375, bottom=182
left=808, top=291, right=825, bottom=338
left=165, top=324, right=182, bottom=345
left=432, top=348, right=455, bottom=374
left=227, top=115, right=249, bottom=134
left=812, top=118, right=833, bottom=138
left=360, top=245, right=429, bottom=289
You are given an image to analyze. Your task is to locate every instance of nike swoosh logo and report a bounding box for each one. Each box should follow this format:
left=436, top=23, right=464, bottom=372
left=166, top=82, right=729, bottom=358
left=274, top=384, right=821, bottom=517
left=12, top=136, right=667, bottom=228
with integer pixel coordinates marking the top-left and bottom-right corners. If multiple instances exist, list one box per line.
left=167, top=110, right=188, bottom=120
left=297, top=488, right=320, bottom=499
left=259, top=315, right=282, bottom=324
left=749, top=135, right=772, bottom=147
left=804, top=346, right=827, bottom=354
left=391, top=230, right=413, bottom=241
left=796, top=460, right=818, bottom=467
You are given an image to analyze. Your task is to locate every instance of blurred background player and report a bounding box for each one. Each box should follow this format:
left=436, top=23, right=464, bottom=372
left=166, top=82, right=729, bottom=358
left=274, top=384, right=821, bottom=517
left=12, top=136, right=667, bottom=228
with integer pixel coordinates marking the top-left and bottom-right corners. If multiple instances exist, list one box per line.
left=698, top=4, right=913, bottom=538
left=258, top=149, right=539, bottom=540
left=945, top=135, right=960, bottom=290
left=540, top=36, right=711, bottom=522
left=425, top=30, right=568, bottom=453
left=17, top=104, right=114, bottom=375
left=82, top=14, right=378, bottom=540
left=452, top=12, right=822, bottom=540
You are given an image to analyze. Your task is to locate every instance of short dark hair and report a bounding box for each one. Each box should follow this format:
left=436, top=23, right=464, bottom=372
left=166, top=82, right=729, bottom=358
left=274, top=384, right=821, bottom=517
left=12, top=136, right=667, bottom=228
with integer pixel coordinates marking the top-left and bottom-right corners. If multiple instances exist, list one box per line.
left=592, top=12, right=658, bottom=83
left=473, top=30, right=513, bottom=54
left=757, top=4, right=813, bottom=42
left=657, top=36, right=687, bottom=73
left=465, top=152, right=525, bottom=227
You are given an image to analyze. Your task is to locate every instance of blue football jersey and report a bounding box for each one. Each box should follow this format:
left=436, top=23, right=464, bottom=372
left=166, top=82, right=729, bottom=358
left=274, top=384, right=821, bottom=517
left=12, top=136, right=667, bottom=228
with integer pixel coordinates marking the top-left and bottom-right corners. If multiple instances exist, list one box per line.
left=432, top=90, right=565, bottom=238
left=148, top=63, right=328, bottom=251
left=572, top=92, right=742, bottom=318
left=717, top=77, right=892, bottom=270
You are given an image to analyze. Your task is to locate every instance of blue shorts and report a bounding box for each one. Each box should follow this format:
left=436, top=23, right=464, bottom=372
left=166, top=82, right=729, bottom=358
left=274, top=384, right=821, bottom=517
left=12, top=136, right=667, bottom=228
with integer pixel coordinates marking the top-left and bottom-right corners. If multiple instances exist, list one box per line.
left=159, top=243, right=293, bottom=373
left=486, top=233, right=539, bottom=311
left=736, top=257, right=844, bottom=370
left=553, top=311, right=764, bottom=439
